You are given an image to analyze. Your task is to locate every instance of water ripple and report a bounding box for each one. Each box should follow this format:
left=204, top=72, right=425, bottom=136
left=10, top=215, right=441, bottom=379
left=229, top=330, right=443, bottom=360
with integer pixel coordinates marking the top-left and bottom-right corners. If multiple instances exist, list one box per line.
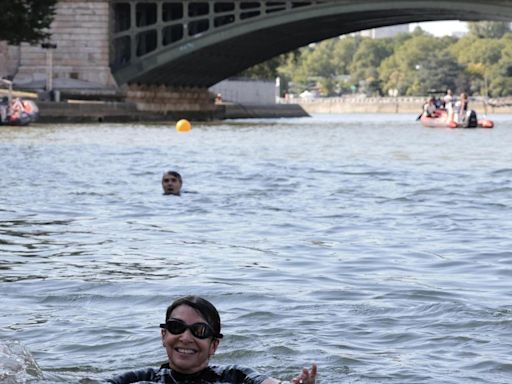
left=1, top=116, right=512, bottom=383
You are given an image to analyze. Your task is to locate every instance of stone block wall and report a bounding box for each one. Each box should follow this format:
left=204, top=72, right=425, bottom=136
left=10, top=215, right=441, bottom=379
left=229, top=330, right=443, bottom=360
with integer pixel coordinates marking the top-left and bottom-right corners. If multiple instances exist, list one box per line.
left=11, top=0, right=116, bottom=88
left=0, top=43, right=20, bottom=80
left=0, top=0, right=222, bottom=116
left=125, top=84, right=216, bottom=114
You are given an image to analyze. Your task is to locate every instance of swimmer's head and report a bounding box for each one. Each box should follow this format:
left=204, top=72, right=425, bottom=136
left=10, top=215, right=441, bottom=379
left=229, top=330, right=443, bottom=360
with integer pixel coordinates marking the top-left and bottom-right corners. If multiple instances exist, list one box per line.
left=164, top=295, right=223, bottom=339
left=162, top=171, right=182, bottom=196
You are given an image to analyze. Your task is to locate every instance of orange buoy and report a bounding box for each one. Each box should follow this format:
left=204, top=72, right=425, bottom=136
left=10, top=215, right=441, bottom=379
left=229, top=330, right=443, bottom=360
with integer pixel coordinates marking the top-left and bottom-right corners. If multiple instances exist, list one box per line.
left=176, top=119, right=191, bottom=132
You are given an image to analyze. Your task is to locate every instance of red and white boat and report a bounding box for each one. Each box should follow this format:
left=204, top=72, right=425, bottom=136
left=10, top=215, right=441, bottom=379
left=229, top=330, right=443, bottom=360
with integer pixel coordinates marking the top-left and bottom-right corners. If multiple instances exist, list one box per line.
left=1, top=79, right=39, bottom=126
left=420, top=108, right=493, bottom=129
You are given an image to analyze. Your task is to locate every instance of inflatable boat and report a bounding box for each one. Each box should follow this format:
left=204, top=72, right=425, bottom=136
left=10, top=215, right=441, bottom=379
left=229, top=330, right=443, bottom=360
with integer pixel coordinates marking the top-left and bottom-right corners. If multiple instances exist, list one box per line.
left=0, top=79, right=39, bottom=126
left=420, top=109, right=493, bottom=129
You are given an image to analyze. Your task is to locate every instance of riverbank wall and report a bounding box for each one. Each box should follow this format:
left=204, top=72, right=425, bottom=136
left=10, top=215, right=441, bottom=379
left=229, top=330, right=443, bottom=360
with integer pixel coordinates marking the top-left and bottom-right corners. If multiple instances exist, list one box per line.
left=27, top=96, right=512, bottom=123
left=34, top=100, right=309, bottom=123
left=294, top=96, right=512, bottom=114
left=220, top=103, right=309, bottom=119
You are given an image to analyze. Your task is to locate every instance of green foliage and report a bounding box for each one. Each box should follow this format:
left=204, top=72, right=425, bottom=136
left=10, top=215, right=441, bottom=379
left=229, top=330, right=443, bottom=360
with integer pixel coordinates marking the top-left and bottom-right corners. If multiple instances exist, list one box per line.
left=277, top=39, right=362, bottom=95
left=379, top=35, right=465, bottom=96
left=349, top=38, right=393, bottom=95
left=467, top=21, right=511, bottom=39
left=452, top=37, right=504, bottom=66
left=241, top=22, right=512, bottom=97
left=241, top=56, right=288, bottom=80
left=450, top=36, right=508, bottom=96
left=0, top=0, right=57, bottom=44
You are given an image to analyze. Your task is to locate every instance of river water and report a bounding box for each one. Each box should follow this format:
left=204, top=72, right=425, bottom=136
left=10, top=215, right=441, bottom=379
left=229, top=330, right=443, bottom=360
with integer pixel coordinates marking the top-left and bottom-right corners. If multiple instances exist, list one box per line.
left=1, top=113, right=511, bottom=384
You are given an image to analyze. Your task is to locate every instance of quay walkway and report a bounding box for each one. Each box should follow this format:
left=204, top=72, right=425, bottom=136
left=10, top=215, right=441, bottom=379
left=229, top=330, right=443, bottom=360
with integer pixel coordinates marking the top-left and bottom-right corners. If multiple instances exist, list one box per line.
left=12, top=94, right=512, bottom=124
left=34, top=100, right=309, bottom=123
left=291, top=96, right=512, bottom=115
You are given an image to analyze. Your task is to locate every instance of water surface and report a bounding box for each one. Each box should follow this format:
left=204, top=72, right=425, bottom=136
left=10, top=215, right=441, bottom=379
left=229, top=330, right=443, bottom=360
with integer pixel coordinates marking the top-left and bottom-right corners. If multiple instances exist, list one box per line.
left=1, top=114, right=511, bottom=383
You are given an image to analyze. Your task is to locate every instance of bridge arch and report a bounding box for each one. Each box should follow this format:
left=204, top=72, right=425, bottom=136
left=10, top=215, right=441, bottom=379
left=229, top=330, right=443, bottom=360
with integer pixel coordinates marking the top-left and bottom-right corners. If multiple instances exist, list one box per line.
left=111, top=0, right=512, bottom=87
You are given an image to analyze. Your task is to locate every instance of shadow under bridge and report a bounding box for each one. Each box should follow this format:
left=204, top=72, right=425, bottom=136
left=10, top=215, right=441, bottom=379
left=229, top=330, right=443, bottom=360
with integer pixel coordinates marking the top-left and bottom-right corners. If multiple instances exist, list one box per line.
left=111, top=0, right=512, bottom=88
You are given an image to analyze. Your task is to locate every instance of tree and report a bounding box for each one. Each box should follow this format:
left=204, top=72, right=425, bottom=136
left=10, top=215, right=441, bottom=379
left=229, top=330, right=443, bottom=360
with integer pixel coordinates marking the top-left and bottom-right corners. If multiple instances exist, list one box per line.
left=277, top=48, right=312, bottom=94
left=379, top=35, right=444, bottom=95
left=413, top=52, right=465, bottom=96
left=467, top=21, right=511, bottom=39
left=451, top=36, right=505, bottom=95
left=240, top=57, right=285, bottom=80
left=278, top=36, right=362, bottom=96
left=331, top=36, right=359, bottom=75
left=0, top=0, right=57, bottom=45
left=247, top=23, right=512, bottom=97
left=490, top=42, right=512, bottom=96
left=349, top=37, right=393, bottom=95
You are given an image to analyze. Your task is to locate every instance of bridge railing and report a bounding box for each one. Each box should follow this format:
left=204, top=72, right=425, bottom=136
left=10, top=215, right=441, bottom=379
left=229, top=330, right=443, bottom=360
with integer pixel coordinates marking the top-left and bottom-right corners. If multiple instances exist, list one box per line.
left=280, top=95, right=426, bottom=104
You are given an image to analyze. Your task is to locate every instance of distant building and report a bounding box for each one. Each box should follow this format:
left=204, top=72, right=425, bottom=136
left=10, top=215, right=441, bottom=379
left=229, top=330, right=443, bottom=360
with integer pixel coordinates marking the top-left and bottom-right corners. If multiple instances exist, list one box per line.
left=357, top=24, right=409, bottom=38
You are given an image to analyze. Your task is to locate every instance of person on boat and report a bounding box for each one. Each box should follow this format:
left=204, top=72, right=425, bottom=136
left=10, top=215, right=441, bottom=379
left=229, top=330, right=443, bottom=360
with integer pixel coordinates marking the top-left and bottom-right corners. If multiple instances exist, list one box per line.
left=453, top=92, right=469, bottom=124
left=106, top=295, right=317, bottom=384
left=422, top=96, right=437, bottom=118
left=162, top=170, right=182, bottom=196
left=0, top=96, right=8, bottom=123
left=442, top=89, right=453, bottom=109
left=7, top=97, right=26, bottom=124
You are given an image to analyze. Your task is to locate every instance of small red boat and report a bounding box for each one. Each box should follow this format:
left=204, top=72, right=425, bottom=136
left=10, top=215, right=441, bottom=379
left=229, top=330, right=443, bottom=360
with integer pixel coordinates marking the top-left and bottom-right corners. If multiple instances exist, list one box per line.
left=420, top=109, right=493, bottom=129
left=1, top=79, right=39, bottom=126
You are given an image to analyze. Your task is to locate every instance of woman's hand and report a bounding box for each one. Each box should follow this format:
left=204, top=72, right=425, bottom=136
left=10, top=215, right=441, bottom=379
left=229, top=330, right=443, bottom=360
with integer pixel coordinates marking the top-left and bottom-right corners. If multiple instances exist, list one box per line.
left=290, top=363, right=317, bottom=384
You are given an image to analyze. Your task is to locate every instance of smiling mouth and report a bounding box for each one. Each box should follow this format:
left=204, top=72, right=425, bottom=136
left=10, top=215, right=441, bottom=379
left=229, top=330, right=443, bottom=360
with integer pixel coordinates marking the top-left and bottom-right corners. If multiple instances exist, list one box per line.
left=176, top=347, right=196, bottom=354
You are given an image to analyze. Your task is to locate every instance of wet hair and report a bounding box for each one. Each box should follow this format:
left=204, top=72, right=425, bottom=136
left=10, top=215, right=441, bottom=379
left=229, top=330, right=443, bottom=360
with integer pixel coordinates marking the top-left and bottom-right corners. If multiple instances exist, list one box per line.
left=163, top=171, right=182, bottom=185
left=165, top=295, right=223, bottom=338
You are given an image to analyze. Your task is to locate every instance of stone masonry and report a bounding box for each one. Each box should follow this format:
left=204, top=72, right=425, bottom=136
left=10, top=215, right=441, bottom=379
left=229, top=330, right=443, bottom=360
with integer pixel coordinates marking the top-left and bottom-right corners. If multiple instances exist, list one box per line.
left=125, top=84, right=217, bottom=114
left=7, top=0, right=116, bottom=89
left=0, top=0, right=223, bottom=116
left=0, top=43, right=20, bottom=80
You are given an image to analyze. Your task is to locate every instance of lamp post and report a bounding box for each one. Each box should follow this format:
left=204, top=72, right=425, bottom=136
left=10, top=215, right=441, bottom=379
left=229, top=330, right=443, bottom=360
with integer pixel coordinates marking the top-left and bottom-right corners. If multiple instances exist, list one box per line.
left=41, top=42, right=57, bottom=98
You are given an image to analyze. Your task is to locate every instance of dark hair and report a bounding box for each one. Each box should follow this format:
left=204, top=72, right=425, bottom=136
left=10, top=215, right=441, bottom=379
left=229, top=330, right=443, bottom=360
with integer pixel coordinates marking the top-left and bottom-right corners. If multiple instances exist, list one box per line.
left=165, top=295, right=223, bottom=338
left=163, top=171, right=182, bottom=184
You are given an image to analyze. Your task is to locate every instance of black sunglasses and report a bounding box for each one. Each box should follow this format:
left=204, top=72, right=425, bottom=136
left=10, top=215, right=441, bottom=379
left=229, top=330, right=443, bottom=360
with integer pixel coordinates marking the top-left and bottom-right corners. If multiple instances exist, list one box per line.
left=160, top=319, right=222, bottom=339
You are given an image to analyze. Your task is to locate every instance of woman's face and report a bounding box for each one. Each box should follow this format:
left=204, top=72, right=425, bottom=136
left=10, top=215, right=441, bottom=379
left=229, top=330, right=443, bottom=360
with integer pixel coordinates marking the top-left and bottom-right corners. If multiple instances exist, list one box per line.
left=161, top=304, right=219, bottom=374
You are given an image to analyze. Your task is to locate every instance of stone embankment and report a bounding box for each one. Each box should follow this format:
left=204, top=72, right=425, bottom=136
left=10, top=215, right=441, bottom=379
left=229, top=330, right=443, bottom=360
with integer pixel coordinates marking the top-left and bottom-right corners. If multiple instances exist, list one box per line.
left=34, top=97, right=309, bottom=123
left=26, top=95, right=512, bottom=123
left=219, top=103, right=309, bottom=119
left=293, top=96, right=512, bottom=114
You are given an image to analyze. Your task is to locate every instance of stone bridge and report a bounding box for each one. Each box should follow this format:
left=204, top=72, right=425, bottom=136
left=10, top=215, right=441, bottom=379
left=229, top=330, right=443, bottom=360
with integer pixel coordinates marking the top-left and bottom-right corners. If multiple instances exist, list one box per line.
left=111, top=0, right=512, bottom=87
left=3, top=0, right=512, bottom=118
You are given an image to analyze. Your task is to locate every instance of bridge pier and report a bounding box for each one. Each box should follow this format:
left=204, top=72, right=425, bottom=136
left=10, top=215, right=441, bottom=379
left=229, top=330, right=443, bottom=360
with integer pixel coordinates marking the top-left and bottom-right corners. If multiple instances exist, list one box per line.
left=124, top=84, right=219, bottom=119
